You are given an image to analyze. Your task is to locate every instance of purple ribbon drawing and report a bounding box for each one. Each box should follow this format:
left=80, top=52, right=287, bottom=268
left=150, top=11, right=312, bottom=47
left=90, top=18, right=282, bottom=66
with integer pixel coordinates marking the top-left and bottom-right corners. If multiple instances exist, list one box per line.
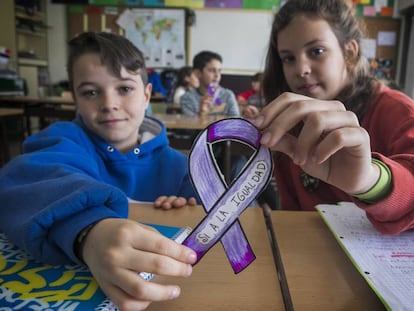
left=207, top=82, right=222, bottom=106
left=183, top=118, right=273, bottom=273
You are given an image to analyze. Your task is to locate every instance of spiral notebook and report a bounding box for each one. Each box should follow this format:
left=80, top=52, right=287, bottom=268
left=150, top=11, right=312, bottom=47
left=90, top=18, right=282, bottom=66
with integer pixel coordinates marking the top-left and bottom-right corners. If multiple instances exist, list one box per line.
left=0, top=223, right=191, bottom=311
left=316, top=202, right=414, bottom=311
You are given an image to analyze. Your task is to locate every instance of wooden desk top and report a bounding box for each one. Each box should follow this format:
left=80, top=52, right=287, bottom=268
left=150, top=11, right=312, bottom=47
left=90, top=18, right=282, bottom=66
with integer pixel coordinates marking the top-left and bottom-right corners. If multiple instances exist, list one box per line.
left=0, top=108, right=24, bottom=117
left=130, top=203, right=284, bottom=310
left=0, top=96, right=75, bottom=105
left=151, top=113, right=224, bottom=130
left=150, top=94, right=167, bottom=102
left=270, top=211, right=385, bottom=311
left=0, top=95, right=165, bottom=105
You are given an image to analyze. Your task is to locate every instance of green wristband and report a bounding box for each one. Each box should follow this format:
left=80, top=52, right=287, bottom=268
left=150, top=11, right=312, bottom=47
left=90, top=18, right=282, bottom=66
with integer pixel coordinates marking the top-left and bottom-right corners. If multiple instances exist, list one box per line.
left=352, top=158, right=392, bottom=203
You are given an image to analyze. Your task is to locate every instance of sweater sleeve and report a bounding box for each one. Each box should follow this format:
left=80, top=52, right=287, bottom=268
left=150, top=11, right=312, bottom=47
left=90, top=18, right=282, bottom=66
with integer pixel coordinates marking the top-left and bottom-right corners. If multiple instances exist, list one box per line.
left=0, top=124, right=128, bottom=265
left=354, top=87, right=414, bottom=234
left=173, top=87, right=186, bottom=105
left=179, top=90, right=198, bottom=116
left=356, top=153, right=414, bottom=234
left=237, top=89, right=254, bottom=100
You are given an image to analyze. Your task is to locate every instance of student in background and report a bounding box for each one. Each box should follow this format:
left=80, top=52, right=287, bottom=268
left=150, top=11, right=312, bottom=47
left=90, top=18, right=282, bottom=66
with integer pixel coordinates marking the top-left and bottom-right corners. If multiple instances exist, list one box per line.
left=180, top=50, right=240, bottom=117
left=172, top=66, right=200, bottom=105
left=254, top=0, right=414, bottom=233
left=180, top=51, right=241, bottom=181
left=0, top=32, right=197, bottom=310
left=147, top=68, right=167, bottom=97
left=237, top=72, right=266, bottom=119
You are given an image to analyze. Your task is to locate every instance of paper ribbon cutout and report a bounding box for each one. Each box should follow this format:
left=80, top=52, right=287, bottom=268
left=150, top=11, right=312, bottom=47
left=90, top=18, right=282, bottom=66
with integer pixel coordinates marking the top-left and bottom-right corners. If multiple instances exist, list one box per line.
left=183, top=118, right=273, bottom=273
left=207, top=82, right=222, bottom=105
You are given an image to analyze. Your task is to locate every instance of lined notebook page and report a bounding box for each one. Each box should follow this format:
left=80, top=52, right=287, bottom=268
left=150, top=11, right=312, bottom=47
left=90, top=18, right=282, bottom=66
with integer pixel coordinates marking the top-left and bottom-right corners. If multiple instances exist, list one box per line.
left=316, top=202, right=414, bottom=311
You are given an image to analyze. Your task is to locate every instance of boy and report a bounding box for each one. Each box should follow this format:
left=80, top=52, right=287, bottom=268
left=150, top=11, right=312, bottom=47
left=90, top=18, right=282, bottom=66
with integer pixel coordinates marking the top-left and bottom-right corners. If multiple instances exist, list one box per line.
left=0, top=32, right=197, bottom=310
left=179, top=50, right=240, bottom=117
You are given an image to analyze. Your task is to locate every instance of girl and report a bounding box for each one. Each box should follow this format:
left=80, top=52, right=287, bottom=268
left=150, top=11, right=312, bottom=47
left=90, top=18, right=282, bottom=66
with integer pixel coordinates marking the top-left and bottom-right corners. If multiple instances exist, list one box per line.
left=172, top=66, right=200, bottom=105
left=0, top=32, right=197, bottom=310
left=254, top=0, right=414, bottom=234
left=237, top=72, right=266, bottom=119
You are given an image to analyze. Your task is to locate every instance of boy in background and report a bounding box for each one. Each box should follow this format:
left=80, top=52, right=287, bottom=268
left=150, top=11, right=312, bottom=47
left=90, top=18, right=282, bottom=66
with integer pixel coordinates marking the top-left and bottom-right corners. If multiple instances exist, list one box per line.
left=180, top=50, right=240, bottom=117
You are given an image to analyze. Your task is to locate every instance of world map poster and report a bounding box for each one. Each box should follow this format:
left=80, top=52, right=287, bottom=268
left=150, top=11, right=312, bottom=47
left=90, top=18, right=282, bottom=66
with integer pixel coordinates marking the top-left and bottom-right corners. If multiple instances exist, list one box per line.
left=116, top=8, right=186, bottom=68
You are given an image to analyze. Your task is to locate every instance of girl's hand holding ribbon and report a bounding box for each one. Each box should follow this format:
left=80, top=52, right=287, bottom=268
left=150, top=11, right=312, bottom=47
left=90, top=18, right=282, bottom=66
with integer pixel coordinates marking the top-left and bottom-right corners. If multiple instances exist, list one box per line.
left=253, top=92, right=377, bottom=195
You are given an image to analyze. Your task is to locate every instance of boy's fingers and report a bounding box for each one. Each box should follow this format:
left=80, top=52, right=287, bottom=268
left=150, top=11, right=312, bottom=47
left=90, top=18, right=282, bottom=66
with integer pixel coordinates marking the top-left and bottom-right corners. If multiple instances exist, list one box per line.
left=101, top=282, right=151, bottom=311
left=131, top=228, right=197, bottom=264
left=154, top=196, right=167, bottom=207
left=171, top=197, right=187, bottom=208
left=105, top=271, right=181, bottom=307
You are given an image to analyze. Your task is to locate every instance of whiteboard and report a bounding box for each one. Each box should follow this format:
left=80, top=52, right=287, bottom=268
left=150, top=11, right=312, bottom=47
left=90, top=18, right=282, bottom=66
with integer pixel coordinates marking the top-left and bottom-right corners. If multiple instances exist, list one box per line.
left=189, top=9, right=274, bottom=75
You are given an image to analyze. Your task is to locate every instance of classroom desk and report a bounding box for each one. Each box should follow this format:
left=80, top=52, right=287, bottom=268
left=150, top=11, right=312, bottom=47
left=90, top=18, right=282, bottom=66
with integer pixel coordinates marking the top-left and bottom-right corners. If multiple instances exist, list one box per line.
left=0, top=107, right=24, bottom=117
left=0, top=95, right=74, bottom=104
left=150, top=94, right=167, bottom=102
left=151, top=113, right=224, bottom=130
left=269, top=211, right=385, bottom=311
left=0, top=95, right=165, bottom=105
left=130, top=203, right=284, bottom=310
left=0, top=96, right=76, bottom=135
left=0, top=98, right=212, bottom=135
left=0, top=108, right=24, bottom=165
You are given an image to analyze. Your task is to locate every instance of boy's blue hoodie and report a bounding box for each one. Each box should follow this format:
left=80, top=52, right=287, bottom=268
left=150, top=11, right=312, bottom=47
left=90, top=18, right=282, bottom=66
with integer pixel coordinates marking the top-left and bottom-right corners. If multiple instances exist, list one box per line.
left=0, top=116, right=196, bottom=265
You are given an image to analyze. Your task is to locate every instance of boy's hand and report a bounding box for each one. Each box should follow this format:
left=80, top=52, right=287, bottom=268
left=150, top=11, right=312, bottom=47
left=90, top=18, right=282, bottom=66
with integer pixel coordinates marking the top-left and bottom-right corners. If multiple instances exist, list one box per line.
left=154, top=196, right=197, bottom=209
left=82, top=218, right=197, bottom=311
left=199, top=94, right=213, bottom=116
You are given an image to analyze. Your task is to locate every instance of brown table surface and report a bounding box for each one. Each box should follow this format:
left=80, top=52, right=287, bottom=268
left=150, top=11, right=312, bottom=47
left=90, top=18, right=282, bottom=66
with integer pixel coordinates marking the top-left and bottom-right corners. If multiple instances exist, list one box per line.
left=0, top=107, right=24, bottom=117
left=0, top=108, right=24, bottom=164
left=0, top=94, right=165, bottom=105
left=0, top=95, right=75, bottom=105
left=269, top=210, right=385, bottom=311
left=0, top=96, right=76, bottom=135
left=151, top=113, right=224, bottom=130
left=130, top=203, right=284, bottom=310
left=0, top=98, right=220, bottom=131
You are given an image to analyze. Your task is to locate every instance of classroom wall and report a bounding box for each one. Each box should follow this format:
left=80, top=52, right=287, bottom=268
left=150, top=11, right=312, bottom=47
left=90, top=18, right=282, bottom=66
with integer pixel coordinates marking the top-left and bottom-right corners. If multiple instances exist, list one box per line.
left=46, top=2, right=410, bottom=98
left=189, top=9, right=273, bottom=75
left=404, top=16, right=414, bottom=98
left=398, top=0, right=414, bottom=12
left=47, top=0, right=68, bottom=84
left=47, top=5, right=274, bottom=83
